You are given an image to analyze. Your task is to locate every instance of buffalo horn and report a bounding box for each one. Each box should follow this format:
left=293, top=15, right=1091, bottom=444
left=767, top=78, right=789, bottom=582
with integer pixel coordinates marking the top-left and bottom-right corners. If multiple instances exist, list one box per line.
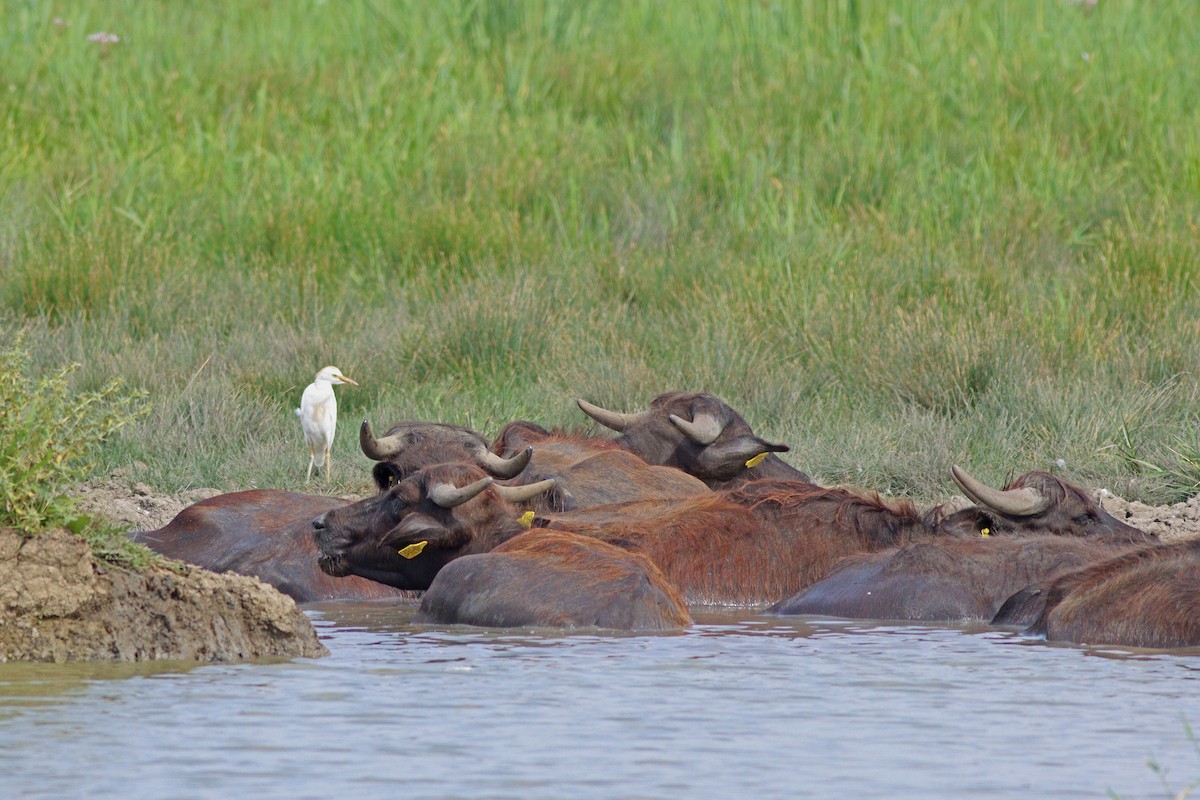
left=576, top=398, right=652, bottom=432
left=493, top=479, right=556, bottom=503
left=475, top=445, right=533, bottom=479
left=951, top=465, right=1051, bottom=517
left=359, top=418, right=408, bottom=461
left=428, top=476, right=494, bottom=509
left=668, top=412, right=725, bottom=445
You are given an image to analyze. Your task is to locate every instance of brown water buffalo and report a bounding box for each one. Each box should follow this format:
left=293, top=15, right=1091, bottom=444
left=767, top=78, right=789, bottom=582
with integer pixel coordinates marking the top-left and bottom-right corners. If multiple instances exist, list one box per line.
left=992, top=538, right=1200, bottom=649
left=359, top=418, right=532, bottom=490
left=490, top=420, right=709, bottom=512
left=312, top=462, right=555, bottom=591
left=765, top=536, right=1140, bottom=623
left=416, top=530, right=692, bottom=631
left=763, top=468, right=1156, bottom=622
left=131, top=490, right=412, bottom=603
left=577, top=392, right=810, bottom=488
left=950, top=466, right=1149, bottom=544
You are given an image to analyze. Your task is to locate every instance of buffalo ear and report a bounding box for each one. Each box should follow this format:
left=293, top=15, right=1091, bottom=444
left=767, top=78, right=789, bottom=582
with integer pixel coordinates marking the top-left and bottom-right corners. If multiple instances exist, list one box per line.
left=697, top=435, right=789, bottom=471
left=382, top=514, right=469, bottom=551
left=743, top=434, right=791, bottom=455
left=372, top=463, right=403, bottom=491
left=991, top=585, right=1049, bottom=628
left=937, top=508, right=997, bottom=538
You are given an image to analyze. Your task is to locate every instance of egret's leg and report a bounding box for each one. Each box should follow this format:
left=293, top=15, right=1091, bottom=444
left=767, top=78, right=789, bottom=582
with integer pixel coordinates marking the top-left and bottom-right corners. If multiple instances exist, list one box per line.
left=306, top=445, right=315, bottom=482
left=325, top=447, right=332, bottom=481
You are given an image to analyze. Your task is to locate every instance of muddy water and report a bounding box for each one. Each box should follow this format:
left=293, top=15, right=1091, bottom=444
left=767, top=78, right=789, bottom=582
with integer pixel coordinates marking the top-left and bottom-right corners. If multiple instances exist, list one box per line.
left=1, top=603, right=1198, bottom=799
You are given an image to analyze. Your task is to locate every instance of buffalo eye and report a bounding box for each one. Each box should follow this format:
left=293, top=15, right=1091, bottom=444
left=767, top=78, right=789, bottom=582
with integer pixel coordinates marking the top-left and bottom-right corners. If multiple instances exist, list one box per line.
left=1073, top=513, right=1096, bottom=527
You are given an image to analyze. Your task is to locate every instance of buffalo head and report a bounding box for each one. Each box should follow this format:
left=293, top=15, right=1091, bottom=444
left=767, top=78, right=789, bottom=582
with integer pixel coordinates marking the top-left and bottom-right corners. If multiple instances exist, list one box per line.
left=360, top=418, right=532, bottom=491
left=312, top=462, right=554, bottom=590
left=950, top=466, right=1153, bottom=544
left=577, top=392, right=810, bottom=488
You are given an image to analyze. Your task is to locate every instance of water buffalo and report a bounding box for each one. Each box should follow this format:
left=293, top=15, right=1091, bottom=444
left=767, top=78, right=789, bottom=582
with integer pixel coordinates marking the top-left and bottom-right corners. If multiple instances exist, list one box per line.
left=577, top=392, right=811, bottom=488
left=490, top=420, right=710, bottom=512
left=312, top=462, right=555, bottom=591
left=950, top=466, right=1148, bottom=543
left=993, top=538, right=1200, bottom=649
left=766, top=536, right=1140, bottom=623
left=764, top=468, right=1156, bottom=623
left=359, top=418, right=532, bottom=490
left=131, top=490, right=412, bottom=603
left=416, top=530, right=692, bottom=631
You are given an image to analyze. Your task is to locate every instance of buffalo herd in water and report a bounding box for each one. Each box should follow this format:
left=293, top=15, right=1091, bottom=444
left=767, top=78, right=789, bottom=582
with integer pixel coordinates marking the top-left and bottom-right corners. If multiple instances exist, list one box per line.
left=133, top=392, right=1200, bottom=650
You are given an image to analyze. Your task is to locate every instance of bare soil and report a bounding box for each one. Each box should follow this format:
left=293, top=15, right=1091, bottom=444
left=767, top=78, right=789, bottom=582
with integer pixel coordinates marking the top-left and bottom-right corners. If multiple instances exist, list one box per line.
left=0, top=468, right=334, bottom=663
left=1090, top=489, right=1200, bottom=543
left=0, top=526, right=328, bottom=663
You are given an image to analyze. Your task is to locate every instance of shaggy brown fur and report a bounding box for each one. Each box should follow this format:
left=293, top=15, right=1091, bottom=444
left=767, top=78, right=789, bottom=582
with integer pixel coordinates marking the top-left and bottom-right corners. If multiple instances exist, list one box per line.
left=416, top=530, right=692, bottom=630
left=537, top=481, right=950, bottom=606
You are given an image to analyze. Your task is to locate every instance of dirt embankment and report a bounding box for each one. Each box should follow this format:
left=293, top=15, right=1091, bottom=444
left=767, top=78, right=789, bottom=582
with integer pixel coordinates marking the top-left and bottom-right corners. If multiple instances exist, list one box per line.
left=1092, top=489, right=1200, bottom=543
left=0, top=527, right=328, bottom=663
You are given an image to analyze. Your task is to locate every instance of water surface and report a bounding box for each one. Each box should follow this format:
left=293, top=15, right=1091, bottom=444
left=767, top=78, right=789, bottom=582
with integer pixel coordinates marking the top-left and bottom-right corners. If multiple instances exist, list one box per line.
left=1, top=602, right=1197, bottom=799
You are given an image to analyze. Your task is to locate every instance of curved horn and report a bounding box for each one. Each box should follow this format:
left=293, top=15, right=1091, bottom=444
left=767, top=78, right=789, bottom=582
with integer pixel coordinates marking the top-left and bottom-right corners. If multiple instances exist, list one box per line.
left=951, top=465, right=1051, bottom=517
left=360, top=418, right=409, bottom=461
left=576, top=398, right=652, bottom=432
left=428, top=476, right=494, bottom=509
left=475, top=445, right=533, bottom=479
left=669, top=412, right=725, bottom=445
left=493, top=479, right=556, bottom=503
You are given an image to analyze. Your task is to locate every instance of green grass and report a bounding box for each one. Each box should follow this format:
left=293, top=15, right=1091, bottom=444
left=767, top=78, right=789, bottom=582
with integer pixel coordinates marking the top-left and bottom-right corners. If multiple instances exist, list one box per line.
left=3, top=0, right=1200, bottom=511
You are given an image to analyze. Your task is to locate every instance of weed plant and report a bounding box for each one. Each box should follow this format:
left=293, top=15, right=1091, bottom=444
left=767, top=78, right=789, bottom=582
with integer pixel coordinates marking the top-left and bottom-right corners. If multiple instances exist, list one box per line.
left=0, top=337, right=158, bottom=566
left=2, top=1, right=1199, bottom=507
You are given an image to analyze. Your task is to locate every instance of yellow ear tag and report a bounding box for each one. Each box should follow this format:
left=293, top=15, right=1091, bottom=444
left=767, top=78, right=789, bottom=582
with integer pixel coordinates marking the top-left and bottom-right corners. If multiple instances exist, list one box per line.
left=398, top=541, right=428, bottom=559
left=518, top=511, right=535, bottom=529
left=745, top=452, right=769, bottom=468
left=980, top=527, right=991, bottom=538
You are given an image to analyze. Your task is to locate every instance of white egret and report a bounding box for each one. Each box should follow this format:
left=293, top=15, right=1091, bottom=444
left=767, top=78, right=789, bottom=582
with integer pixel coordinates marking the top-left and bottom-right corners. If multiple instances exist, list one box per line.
left=296, top=366, right=359, bottom=482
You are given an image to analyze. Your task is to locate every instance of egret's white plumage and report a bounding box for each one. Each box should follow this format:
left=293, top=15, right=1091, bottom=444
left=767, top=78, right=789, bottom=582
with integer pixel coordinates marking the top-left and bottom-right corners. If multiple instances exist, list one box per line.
left=296, top=366, right=358, bottom=481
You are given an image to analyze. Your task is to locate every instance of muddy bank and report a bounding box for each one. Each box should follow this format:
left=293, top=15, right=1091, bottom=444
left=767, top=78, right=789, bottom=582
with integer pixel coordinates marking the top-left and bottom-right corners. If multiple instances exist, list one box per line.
left=0, top=527, right=327, bottom=663
left=1092, top=488, right=1200, bottom=542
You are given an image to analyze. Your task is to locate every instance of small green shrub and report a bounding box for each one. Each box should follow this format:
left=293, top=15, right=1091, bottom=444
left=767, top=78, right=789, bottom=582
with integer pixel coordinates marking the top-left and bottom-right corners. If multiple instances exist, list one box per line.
left=0, top=335, right=148, bottom=539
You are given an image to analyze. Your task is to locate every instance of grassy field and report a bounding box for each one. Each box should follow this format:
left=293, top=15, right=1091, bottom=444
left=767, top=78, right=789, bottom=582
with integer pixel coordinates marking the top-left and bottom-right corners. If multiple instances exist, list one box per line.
left=2, top=0, right=1199, bottom=506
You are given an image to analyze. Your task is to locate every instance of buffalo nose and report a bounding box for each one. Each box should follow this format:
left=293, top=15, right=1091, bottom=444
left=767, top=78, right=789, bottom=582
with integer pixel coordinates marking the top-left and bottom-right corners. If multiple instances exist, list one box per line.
left=312, top=513, right=327, bottom=531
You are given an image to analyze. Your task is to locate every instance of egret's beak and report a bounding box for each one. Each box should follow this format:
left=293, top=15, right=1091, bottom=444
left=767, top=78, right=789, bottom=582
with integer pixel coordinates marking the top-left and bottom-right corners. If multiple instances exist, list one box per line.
left=338, top=375, right=359, bottom=386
